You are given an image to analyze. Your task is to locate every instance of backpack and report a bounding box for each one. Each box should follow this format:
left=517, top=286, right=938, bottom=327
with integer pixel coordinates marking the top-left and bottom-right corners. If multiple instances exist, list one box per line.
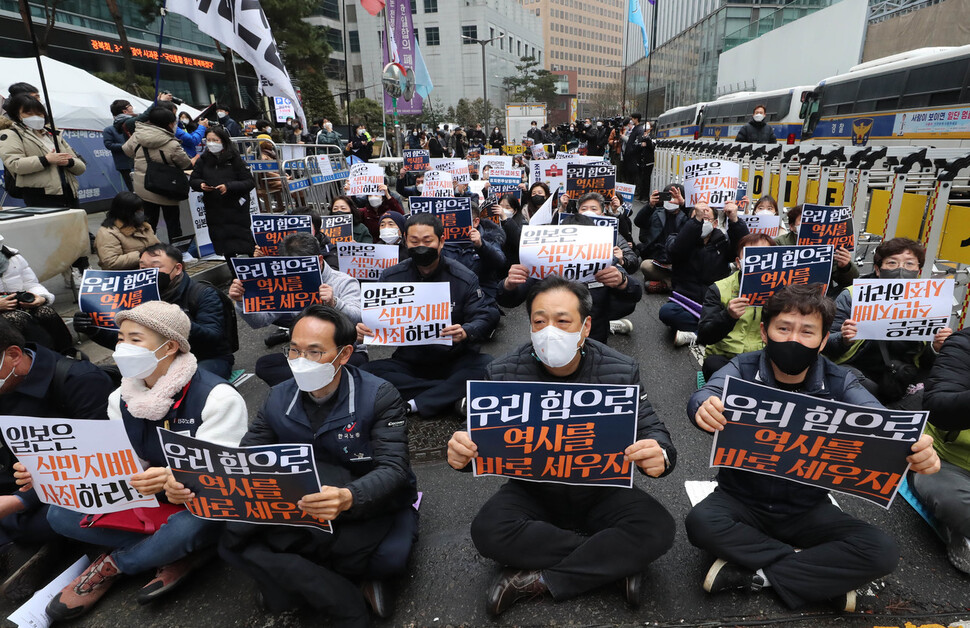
left=186, top=279, right=239, bottom=353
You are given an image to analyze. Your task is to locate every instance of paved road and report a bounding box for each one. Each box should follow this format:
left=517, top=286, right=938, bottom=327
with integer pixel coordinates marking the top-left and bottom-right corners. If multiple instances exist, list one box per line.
left=9, top=212, right=970, bottom=627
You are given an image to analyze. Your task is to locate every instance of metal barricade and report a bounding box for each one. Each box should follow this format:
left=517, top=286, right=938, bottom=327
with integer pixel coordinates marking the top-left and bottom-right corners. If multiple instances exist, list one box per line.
left=233, top=137, right=289, bottom=213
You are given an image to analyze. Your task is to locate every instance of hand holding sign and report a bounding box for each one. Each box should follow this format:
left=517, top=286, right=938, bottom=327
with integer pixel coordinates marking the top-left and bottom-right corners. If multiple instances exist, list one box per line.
left=447, top=430, right=478, bottom=470
left=130, top=467, right=172, bottom=496
left=624, top=439, right=666, bottom=477
left=695, top=395, right=727, bottom=432
left=299, top=486, right=354, bottom=522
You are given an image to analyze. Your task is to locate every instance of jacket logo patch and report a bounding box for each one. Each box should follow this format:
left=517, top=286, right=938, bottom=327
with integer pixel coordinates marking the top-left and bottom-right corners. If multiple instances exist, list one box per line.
left=387, top=420, right=405, bottom=428
left=344, top=422, right=356, bottom=432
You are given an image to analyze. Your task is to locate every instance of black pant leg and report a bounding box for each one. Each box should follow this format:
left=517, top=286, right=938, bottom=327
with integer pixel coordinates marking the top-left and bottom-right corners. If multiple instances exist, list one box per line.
left=162, top=204, right=183, bottom=240
left=702, top=354, right=732, bottom=382
left=411, top=352, right=493, bottom=417
left=143, top=201, right=162, bottom=234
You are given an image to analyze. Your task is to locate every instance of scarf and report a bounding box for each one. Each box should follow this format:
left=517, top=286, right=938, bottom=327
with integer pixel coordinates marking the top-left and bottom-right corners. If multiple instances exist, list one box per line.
left=120, top=352, right=198, bottom=421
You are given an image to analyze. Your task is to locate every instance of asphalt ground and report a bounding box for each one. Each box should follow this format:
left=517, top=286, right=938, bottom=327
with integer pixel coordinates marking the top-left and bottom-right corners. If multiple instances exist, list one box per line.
left=4, top=206, right=970, bottom=628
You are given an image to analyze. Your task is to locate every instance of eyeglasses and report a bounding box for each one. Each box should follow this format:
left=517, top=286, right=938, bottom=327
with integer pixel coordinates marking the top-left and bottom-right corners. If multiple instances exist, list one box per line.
left=282, top=344, right=326, bottom=362
left=881, top=260, right=920, bottom=271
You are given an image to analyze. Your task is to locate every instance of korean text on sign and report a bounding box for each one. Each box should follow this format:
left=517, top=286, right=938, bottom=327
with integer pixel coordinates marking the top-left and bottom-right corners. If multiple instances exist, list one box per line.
left=347, top=163, right=384, bottom=196
left=683, top=159, right=740, bottom=208
left=320, top=213, right=354, bottom=243
left=738, top=245, right=834, bottom=307
left=158, top=429, right=331, bottom=531
left=711, top=377, right=928, bottom=508
left=429, top=158, right=470, bottom=184
left=615, top=183, right=635, bottom=216
left=422, top=170, right=453, bottom=197
left=797, top=204, right=855, bottom=249
left=565, top=163, right=616, bottom=200
left=740, top=213, right=781, bottom=237
left=336, top=242, right=400, bottom=280
left=361, top=282, right=452, bottom=346
left=231, top=256, right=322, bottom=314
left=251, top=214, right=313, bottom=256
left=408, top=196, right=473, bottom=242
left=0, top=416, right=157, bottom=514
left=519, top=225, right=614, bottom=283
left=556, top=213, right=618, bottom=245
left=403, top=149, right=430, bottom=172
left=79, top=268, right=160, bottom=330
left=851, top=278, right=954, bottom=341
left=467, top=380, right=639, bottom=488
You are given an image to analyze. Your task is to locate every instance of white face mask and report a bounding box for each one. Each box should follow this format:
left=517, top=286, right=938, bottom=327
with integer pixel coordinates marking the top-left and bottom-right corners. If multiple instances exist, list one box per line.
left=368, top=196, right=383, bottom=208
left=288, top=350, right=342, bottom=392
left=325, top=123, right=333, bottom=131
left=180, top=118, right=190, bottom=126
left=113, top=342, right=168, bottom=380
left=756, top=209, right=775, bottom=216
left=701, top=222, right=715, bottom=239
left=663, top=201, right=679, bottom=211
left=580, top=210, right=599, bottom=217
left=358, top=129, right=365, bottom=136
left=501, top=208, right=514, bottom=220
left=22, top=116, right=45, bottom=130
left=596, top=121, right=603, bottom=127
left=207, top=142, right=223, bottom=154
left=0, top=352, right=11, bottom=391
left=415, top=183, right=424, bottom=192
left=218, top=111, right=228, bottom=119
left=380, top=228, right=400, bottom=243
left=753, top=113, right=765, bottom=123
left=531, top=324, right=584, bottom=368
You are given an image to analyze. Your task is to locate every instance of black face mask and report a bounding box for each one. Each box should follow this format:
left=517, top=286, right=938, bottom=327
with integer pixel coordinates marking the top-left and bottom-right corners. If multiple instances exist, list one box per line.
left=530, top=195, right=546, bottom=207
left=764, top=337, right=822, bottom=376
left=879, top=267, right=919, bottom=280
left=132, top=211, right=147, bottom=225
left=408, top=245, right=439, bottom=267
left=157, top=271, right=172, bottom=292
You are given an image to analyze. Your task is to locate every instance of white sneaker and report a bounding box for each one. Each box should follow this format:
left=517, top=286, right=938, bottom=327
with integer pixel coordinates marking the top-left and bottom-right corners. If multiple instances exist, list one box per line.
left=182, top=251, right=197, bottom=264
left=609, top=319, right=633, bottom=335
left=674, top=331, right=697, bottom=347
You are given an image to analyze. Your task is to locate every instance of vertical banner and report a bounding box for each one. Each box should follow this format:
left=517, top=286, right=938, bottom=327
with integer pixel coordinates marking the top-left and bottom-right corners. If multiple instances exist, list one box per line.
left=518, top=225, right=614, bottom=283
left=231, top=256, right=322, bottom=314
left=737, top=246, right=834, bottom=306
left=381, top=0, right=423, bottom=116
left=320, top=214, right=355, bottom=243
left=0, top=416, right=156, bottom=514
left=336, top=242, right=401, bottom=280
left=403, top=149, right=431, bottom=172
left=851, top=278, right=954, bottom=341
left=189, top=191, right=216, bottom=257
left=712, top=377, right=928, bottom=508
left=408, top=197, right=473, bottom=242
left=467, top=381, right=639, bottom=488
left=797, top=205, right=855, bottom=249
left=683, top=159, right=741, bottom=208
left=79, top=269, right=160, bottom=330
left=740, top=213, right=781, bottom=237
left=347, top=163, right=385, bottom=196
left=159, top=429, right=331, bottom=532
left=615, top=182, right=636, bottom=216
left=422, top=170, right=454, bottom=197
left=251, top=214, right=313, bottom=256
left=361, top=282, right=452, bottom=346
left=565, top=163, right=616, bottom=200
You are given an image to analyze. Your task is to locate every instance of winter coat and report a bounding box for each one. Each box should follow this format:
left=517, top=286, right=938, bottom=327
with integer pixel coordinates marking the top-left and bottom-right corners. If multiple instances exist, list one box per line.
left=348, top=134, right=374, bottom=162
left=636, top=206, right=688, bottom=261
left=189, top=149, right=257, bottom=257
left=360, top=196, right=404, bottom=241
left=316, top=129, right=342, bottom=145
left=94, top=220, right=160, bottom=270
left=689, top=350, right=880, bottom=514
left=0, top=246, right=55, bottom=304
left=923, top=329, right=970, bottom=471
left=489, top=131, right=505, bottom=149
left=441, top=217, right=507, bottom=299
left=697, top=271, right=764, bottom=359
left=176, top=124, right=206, bottom=158
left=0, top=123, right=85, bottom=197
left=123, top=122, right=193, bottom=206
left=500, top=210, right=527, bottom=266
left=219, top=116, right=243, bottom=138
left=668, top=218, right=748, bottom=304
left=103, top=115, right=134, bottom=170
left=735, top=119, right=777, bottom=144
left=449, top=132, right=468, bottom=158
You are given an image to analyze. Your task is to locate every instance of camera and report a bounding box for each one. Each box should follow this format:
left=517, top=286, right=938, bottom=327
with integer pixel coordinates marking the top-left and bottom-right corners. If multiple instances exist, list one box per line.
left=158, top=90, right=184, bottom=106
left=658, top=191, right=673, bottom=202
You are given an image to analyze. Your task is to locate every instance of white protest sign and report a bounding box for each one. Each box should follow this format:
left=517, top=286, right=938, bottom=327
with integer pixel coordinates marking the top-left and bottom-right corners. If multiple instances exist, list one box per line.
left=422, top=170, right=454, bottom=197
left=361, top=282, right=453, bottom=346
left=519, top=224, right=614, bottom=283
left=347, top=163, right=384, bottom=196
left=480, top=155, right=513, bottom=171
left=683, top=159, right=741, bottom=208
left=429, top=158, right=470, bottom=184
left=851, top=278, right=954, bottom=341
left=189, top=191, right=215, bottom=257
left=0, top=416, right=156, bottom=514
left=316, top=154, right=335, bottom=179
left=337, top=242, right=401, bottom=280
left=740, top=213, right=781, bottom=237
left=530, top=158, right=570, bottom=192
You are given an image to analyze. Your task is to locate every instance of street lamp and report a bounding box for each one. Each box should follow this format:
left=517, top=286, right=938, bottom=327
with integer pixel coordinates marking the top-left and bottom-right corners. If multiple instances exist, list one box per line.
left=462, top=31, right=503, bottom=130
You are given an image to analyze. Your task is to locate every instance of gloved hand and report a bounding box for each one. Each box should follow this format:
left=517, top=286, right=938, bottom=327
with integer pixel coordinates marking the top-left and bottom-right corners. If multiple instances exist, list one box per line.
left=72, top=311, right=95, bottom=335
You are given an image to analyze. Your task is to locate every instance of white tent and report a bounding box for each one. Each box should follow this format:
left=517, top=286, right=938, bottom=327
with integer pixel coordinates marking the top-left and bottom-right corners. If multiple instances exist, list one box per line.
left=0, top=55, right=202, bottom=131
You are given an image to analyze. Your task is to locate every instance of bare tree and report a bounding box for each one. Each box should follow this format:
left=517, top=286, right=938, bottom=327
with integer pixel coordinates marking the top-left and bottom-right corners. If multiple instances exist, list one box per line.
left=104, top=0, right=138, bottom=93
left=18, top=0, right=63, bottom=55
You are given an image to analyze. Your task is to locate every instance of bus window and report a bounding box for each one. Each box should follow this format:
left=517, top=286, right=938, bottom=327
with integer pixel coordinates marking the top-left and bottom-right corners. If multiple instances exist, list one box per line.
left=857, top=71, right=904, bottom=113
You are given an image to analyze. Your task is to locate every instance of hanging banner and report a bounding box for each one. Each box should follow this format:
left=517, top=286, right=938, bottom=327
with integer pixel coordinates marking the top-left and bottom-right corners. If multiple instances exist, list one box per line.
left=851, top=278, right=954, bottom=341
left=251, top=214, right=313, bottom=256
left=361, top=282, right=452, bottom=346
left=231, top=256, right=322, bottom=314
left=738, top=246, right=834, bottom=307
left=408, top=196, right=473, bottom=242
left=518, top=225, right=614, bottom=283
left=336, top=242, right=401, bottom=280
left=683, top=159, right=741, bottom=208
left=797, top=204, right=855, bottom=249
left=381, top=0, right=423, bottom=116
left=79, top=268, right=160, bottom=330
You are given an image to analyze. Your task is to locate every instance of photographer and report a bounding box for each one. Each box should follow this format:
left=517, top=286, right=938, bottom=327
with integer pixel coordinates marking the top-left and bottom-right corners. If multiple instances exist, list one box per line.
left=622, top=113, right=649, bottom=190
left=0, top=236, right=72, bottom=353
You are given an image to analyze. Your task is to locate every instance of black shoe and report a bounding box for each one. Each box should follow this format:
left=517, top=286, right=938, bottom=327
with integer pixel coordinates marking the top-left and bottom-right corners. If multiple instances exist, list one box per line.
left=263, top=328, right=289, bottom=347
left=703, top=559, right=763, bottom=594
left=1, top=542, right=53, bottom=603
left=624, top=573, right=642, bottom=607
left=362, top=580, right=391, bottom=618
left=454, top=397, right=467, bottom=418
left=485, top=569, right=547, bottom=616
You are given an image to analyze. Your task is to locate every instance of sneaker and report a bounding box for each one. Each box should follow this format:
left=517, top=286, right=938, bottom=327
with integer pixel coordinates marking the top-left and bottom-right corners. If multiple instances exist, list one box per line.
left=674, top=331, right=697, bottom=348
left=609, top=319, right=633, bottom=335
left=46, top=553, right=122, bottom=621
left=945, top=530, right=970, bottom=574
left=703, top=559, right=763, bottom=594
left=135, top=551, right=210, bottom=605
left=646, top=281, right=671, bottom=294
left=834, top=589, right=857, bottom=612
left=182, top=251, right=197, bottom=264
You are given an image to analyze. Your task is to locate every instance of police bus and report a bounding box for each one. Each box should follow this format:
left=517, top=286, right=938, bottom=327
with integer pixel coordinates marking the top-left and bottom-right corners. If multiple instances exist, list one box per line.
left=655, top=103, right=706, bottom=140
left=799, top=45, right=970, bottom=147
left=699, top=86, right=814, bottom=144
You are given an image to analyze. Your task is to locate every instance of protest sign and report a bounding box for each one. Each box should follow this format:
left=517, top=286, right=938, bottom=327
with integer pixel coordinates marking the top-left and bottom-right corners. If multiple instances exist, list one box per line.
left=0, top=416, right=156, bottom=514
left=347, top=163, right=384, bottom=196
left=467, top=380, right=639, bottom=488
left=231, top=256, right=322, bottom=314
left=481, top=155, right=513, bottom=171
left=429, top=158, right=470, bottom=184
left=740, top=213, right=781, bottom=237
left=79, top=269, right=160, bottom=330
left=530, top=145, right=548, bottom=160
left=519, top=225, right=614, bottom=283
left=422, top=170, right=453, bottom=197
left=529, top=158, right=570, bottom=192
left=683, top=159, right=741, bottom=208
left=159, top=429, right=331, bottom=531
left=188, top=191, right=216, bottom=257
left=851, top=278, right=954, bottom=341
left=616, top=183, right=635, bottom=216
left=797, top=204, right=855, bottom=249
left=556, top=213, right=618, bottom=244
left=712, top=376, right=929, bottom=508
left=738, top=246, right=833, bottom=307
left=486, top=169, right=522, bottom=200
left=320, top=213, right=354, bottom=243
left=403, top=149, right=430, bottom=172
left=361, top=282, right=452, bottom=346
left=337, top=242, right=400, bottom=280
left=565, top=163, right=616, bottom=200
left=251, top=214, right=313, bottom=256
left=408, top=196, right=473, bottom=242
